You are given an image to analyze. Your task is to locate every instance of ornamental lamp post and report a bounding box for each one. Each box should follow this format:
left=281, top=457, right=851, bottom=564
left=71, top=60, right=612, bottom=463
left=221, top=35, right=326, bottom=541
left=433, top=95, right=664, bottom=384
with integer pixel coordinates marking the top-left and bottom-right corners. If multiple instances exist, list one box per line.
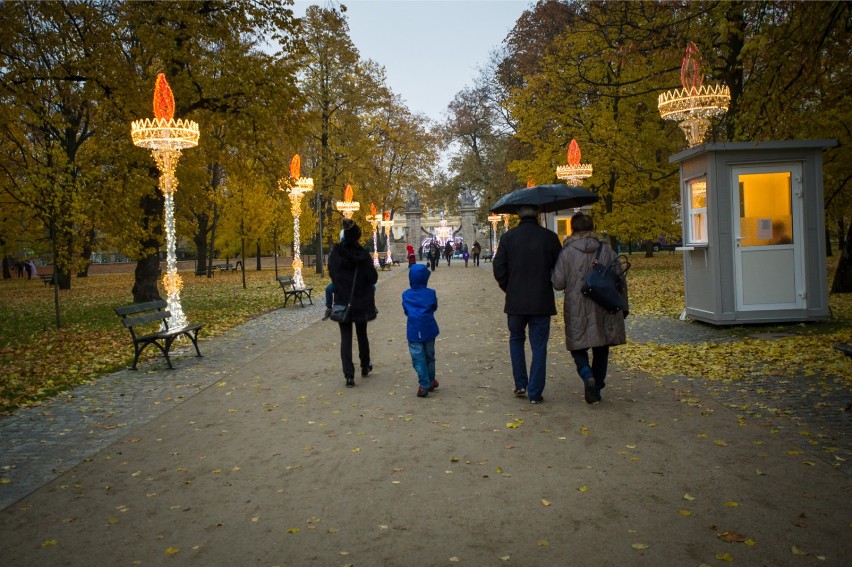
left=658, top=42, right=730, bottom=147
left=131, top=73, right=200, bottom=329
left=278, top=155, right=313, bottom=290
left=487, top=213, right=502, bottom=256
left=556, top=139, right=594, bottom=185
left=381, top=211, right=395, bottom=265
left=366, top=203, right=382, bottom=268
left=335, top=183, right=360, bottom=219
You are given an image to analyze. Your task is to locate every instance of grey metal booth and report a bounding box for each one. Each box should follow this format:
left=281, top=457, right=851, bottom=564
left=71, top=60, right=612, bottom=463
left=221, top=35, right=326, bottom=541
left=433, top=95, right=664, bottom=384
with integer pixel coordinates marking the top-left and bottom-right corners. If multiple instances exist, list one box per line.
left=670, top=139, right=838, bottom=325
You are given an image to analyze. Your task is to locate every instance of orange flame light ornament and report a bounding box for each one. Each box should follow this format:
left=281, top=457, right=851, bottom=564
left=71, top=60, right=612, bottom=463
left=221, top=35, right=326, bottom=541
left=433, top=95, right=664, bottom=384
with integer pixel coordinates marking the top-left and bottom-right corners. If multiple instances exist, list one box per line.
left=658, top=42, right=730, bottom=146
left=366, top=203, right=383, bottom=268
left=381, top=210, right=395, bottom=265
left=130, top=73, right=201, bottom=330
left=277, top=154, right=313, bottom=290
left=556, top=139, right=593, bottom=185
left=336, top=183, right=360, bottom=219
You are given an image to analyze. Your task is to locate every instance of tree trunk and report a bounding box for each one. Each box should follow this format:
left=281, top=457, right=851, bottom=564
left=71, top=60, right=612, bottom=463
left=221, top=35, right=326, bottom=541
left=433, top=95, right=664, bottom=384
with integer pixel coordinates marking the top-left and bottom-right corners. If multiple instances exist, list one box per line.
left=1, top=256, right=10, bottom=279
left=194, top=213, right=209, bottom=276
left=77, top=225, right=95, bottom=277
left=826, top=226, right=833, bottom=257
left=831, top=219, right=852, bottom=293
left=132, top=191, right=164, bottom=302
left=643, top=241, right=655, bottom=258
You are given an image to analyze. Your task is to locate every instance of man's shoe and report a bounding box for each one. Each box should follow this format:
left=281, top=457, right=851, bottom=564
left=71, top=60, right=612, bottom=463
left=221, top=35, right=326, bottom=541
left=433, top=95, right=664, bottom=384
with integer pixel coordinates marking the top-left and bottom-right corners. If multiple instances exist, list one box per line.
left=417, top=387, right=429, bottom=398
left=530, top=396, right=544, bottom=404
left=322, top=307, right=332, bottom=320
left=584, top=377, right=597, bottom=404
left=429, top=379, right=439, bottom=392
left=345, top=375, right=355, bottom=388
left=361, top=363, right=372, bottom=377
left=513, top=388, right=527, bottom=397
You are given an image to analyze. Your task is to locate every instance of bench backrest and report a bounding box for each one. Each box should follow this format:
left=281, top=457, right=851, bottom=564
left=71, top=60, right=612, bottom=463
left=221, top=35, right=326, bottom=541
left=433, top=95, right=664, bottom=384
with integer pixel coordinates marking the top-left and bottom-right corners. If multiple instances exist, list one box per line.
left=115, top=300, right=170, bottom=330
left=277, top=275, right=295, bottom=289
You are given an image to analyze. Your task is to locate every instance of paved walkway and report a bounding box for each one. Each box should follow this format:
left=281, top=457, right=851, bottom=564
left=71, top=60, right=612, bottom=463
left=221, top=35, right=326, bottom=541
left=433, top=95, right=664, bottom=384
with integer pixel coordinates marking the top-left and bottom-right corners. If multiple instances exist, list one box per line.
left=1, top=261, right=850, bottom=566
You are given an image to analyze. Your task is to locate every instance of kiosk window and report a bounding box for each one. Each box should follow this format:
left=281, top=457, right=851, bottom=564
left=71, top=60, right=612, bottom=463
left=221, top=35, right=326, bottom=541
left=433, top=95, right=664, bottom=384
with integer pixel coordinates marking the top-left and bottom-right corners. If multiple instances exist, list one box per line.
left=686, top=177, right=707, bottom=244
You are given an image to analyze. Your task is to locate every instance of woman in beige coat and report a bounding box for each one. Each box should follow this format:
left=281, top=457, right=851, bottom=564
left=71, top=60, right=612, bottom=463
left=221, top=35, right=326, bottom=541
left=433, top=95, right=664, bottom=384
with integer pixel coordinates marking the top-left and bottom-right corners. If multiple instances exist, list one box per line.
left=551, top=213, right=628, bottom=404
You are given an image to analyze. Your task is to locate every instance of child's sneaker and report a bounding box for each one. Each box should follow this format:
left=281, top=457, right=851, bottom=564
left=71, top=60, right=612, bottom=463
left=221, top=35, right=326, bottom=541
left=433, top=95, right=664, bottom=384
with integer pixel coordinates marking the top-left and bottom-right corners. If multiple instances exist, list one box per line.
left=429, top=379, right=439, bottom=392
left=322, top=306, right=332, bottom=320
left=417, top=387, right=429, bottom=398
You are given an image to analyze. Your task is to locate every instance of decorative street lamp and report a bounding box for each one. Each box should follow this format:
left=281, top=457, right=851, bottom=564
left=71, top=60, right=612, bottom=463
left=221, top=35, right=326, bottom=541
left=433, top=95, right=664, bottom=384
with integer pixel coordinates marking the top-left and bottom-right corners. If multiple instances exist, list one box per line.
left=335, top=183, right=360, bottom=219
left=381, top=211, right=395, bottom=265
left=131, top=73, right=200, bottom=329
left=488, top=213, right=502, bottom=256
left=658, top=42, right=730, bottom=147
left=366, top=203, right=382, bottom=268
left=278, top=155, right=313, bottom=290
left=556, top=139, right=593, bottom=185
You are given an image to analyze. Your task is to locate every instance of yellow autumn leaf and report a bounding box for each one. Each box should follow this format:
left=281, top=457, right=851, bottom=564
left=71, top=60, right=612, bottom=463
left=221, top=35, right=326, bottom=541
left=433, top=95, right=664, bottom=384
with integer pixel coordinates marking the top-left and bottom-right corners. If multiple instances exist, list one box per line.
left=683, top=493, right=696, bottom=501
left=41, top=539, right=58, bottom=548
left=165, top=547, right=179, bottom=555
left=791, top=545, right=807, bottom=556
left=541, top=499, right=551, bottom=506
left=288, top=528, right=300, bottom=533
left=724, top=501, right=739, bottom=508
left=678, top=509, right=692, bottom=517
left=506, top=422, right=520, bottom=428
left=713, top=439, right=728, bottom=447
left=715, top=551, right=734, bottom=561
left=537, top=539, right=549, bottom=546
left=631, top=543, right=649, bottom=550
left=745, top=539, right=757, bottom=546
left=577, top=486, right=589, bottom=492
left=352, top=448, right=360, bottom=453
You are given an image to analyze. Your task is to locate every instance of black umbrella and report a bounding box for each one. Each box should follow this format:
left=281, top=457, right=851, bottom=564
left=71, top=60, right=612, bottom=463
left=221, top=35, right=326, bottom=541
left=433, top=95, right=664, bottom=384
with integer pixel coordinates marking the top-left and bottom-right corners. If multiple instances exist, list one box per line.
left=490, top=184, right=598, bottom=214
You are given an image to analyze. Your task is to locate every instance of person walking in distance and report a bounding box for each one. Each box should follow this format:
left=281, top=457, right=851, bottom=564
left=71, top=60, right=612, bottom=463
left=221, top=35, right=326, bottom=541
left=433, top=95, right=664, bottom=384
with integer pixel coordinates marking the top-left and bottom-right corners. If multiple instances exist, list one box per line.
left=492, top=205, right=561, bottom=404
left=402, top=264, right=440, bottom=398
left=471, top=241, right=481, bottom=266
left=551, top=213, right=628, bottom=404
left=328, top=219, right=379, bottom=388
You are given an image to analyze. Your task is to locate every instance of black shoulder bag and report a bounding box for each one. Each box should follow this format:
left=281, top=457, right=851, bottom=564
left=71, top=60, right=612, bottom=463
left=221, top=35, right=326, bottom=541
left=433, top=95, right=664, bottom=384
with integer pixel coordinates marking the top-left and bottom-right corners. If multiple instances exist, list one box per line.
left=330, top=265, right=358, bottom=323
left=581, top=242, right=630, bottom=313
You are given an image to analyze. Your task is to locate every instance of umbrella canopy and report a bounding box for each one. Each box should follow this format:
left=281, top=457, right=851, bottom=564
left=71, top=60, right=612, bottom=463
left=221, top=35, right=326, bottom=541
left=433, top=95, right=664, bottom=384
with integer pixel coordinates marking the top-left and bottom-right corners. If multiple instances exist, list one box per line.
left=490, top=184, right=598, bottom=214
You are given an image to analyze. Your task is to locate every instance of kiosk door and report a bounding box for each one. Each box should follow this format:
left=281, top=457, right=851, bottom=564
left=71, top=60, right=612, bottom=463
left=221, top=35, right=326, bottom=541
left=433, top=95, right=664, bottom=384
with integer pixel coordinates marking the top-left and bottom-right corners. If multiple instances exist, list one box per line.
left=732, top=164, right=804, bottom=311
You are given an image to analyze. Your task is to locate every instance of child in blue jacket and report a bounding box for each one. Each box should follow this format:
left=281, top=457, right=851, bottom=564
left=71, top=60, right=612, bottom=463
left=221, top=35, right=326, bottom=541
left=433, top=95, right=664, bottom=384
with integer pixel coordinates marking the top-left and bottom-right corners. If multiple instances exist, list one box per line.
left=402, top=264, right=440, bottom=397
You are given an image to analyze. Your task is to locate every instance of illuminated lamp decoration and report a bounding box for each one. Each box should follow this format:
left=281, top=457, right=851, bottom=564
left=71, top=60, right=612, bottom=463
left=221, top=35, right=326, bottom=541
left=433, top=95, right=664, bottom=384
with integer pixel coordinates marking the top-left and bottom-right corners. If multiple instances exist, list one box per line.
left=527, top=176, right=535, bottom=188
left=487, top=213, right=502, bottom=256
left=131, top=73, right=200, bottom=329
left=366, top=203, right=382, bottom=268
left=336, top=183, right=360, bottom=219
left=434, top=218, right=452, bottom=246
left=277, top=154, right=313, bottom=290
left=381, top=211, right=395, bottom=265
left=556, top=139, right=593, bottom=184
left=658, top=42, right=730, bottom=146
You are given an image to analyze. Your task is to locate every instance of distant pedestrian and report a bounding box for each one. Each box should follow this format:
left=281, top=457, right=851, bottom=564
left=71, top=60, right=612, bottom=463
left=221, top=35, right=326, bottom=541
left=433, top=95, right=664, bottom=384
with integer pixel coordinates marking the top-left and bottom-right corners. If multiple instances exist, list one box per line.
left=551, top=213, right=628, bottom=404
left=406, top=243, right=416, bottom=267
left=472, top=241, right=481, bottom=266
left=492, top=205, right=561, bottom=404
left=402, top=264, right=440, bottom=398
left=462, top=244, right=469, bottom=267
left=444, top=241, right=453, bottom=266
left=428, top=242, right=439, bottom=271
left=15, top=261, right=23, bottom=278
left=24, top=260, right=32, bottom=279
left=328, top=218, right=379, bottom=388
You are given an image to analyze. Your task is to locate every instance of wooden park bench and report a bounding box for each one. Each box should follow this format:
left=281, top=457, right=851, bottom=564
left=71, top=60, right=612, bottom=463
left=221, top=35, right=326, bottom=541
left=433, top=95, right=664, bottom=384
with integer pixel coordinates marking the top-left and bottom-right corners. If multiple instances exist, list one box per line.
left=114, top=300, right=203, bottom=370
left=277, top=275, right=314, bottom=308
left=40, top=274, right=55, bottom=287
left=481, top=253, right=494, bottom=263
left=833, top=343, right=852, bottom=360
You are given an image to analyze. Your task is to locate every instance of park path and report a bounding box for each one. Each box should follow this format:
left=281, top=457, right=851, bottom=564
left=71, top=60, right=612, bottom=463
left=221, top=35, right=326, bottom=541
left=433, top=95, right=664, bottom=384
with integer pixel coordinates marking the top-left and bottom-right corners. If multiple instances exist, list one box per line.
left=1, top=260, right=850, bottom=566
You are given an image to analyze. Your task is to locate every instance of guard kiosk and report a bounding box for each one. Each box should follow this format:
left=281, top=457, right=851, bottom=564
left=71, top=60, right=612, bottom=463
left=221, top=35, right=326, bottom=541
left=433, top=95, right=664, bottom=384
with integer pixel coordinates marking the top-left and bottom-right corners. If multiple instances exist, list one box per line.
left=670, top=139, right=838, bottom=325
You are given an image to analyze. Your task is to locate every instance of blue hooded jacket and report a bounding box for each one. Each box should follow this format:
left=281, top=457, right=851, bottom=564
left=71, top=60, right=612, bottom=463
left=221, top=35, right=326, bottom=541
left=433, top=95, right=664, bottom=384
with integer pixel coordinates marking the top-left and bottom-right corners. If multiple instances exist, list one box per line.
left=402, top=264, right=439, bottom=343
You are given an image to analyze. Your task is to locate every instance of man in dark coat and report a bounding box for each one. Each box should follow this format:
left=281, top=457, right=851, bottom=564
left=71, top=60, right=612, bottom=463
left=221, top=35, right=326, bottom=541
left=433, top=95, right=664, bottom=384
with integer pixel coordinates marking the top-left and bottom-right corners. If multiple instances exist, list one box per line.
left=492, top=205, right=562, bottom=404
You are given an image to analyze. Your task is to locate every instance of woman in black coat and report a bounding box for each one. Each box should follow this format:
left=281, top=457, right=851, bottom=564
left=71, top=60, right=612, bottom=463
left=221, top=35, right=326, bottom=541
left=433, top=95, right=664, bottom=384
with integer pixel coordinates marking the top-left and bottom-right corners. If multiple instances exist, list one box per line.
left=328, top=219, right=379, bottom=387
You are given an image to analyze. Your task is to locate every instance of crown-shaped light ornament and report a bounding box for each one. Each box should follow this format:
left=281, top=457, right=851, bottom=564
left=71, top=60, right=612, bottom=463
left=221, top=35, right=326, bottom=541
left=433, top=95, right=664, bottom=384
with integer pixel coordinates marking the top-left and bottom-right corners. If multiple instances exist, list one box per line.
left=367, top=203, right=382, bottom=267
left=130, top=73, right=201, bottom=329
left=381, top=211, right=395, bottom=265
left=556, top=139, right=593, bottom=184
left=658, top=42, right=730, bottom=146
left=336, top=183, right=360, bottom=219
left=277, top=154, right=313, bottom=290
